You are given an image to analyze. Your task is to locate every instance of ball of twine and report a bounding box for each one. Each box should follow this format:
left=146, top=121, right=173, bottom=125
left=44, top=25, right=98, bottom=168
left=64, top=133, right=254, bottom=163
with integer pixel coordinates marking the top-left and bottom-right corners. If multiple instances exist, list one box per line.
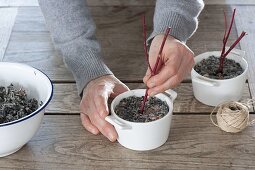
left=210, top=99, right=255, bottom=133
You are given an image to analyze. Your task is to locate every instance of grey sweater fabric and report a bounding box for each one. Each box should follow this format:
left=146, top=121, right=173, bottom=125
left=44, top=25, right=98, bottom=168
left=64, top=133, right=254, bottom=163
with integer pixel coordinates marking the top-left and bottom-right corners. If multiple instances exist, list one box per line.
left=38, top=0, right=204, bottom=95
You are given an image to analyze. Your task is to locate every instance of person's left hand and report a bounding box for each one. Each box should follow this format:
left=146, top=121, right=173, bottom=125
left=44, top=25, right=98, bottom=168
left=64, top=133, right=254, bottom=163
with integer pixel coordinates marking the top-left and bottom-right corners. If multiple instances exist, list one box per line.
left=80, top=75, right=129, bottom=142
left=143, top=35, right=194, bottom=96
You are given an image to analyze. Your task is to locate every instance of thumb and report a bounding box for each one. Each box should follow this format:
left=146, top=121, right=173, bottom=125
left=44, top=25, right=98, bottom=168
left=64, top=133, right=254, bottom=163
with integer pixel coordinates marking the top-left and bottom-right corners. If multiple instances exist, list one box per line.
left=143, top=55, right=163, bottom=84
left=143, top=67, right=151, bottom=84
left=111, top=82, right=129, bottom=98
left=143, top=51, right=157, bottom=84
left=94, top=81, right=115, bottom=117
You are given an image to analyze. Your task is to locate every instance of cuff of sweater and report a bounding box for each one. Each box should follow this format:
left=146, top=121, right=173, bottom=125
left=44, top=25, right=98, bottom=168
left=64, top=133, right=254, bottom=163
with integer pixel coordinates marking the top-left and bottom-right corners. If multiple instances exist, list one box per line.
left=66, top=49, right=113, bottom=96
left=147, top=12, right=197, bottom=45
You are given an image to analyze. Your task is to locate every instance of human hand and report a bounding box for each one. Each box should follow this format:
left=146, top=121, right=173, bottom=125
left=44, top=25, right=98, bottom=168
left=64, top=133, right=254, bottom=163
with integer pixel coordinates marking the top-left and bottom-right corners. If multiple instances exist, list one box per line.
left=80, top=75, right=129, bottom=142
left=143, top=35, right=194, bottom=96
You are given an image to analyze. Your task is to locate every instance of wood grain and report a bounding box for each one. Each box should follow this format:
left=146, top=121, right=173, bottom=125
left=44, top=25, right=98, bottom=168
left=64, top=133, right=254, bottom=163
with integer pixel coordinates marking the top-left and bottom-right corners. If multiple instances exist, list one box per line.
left=1, top=115, right=255, bottom=170
left=4, top=8, right=74, bottom=82
left=0, top=0, right=155, bottom=7
left=233, top=6, right=255, bottom=110
left=0, top=8, right=17, bottom=61
left=4, top=5, right=239, bottom=82
left=1, top=0, right=255, bottom=7
left=204, top=0, right=255, bottom=5
left=46, top=83, right=253, bottom=114
left=1, top=3, right=255, bottom=170
left=0, top=0, right=38, bottom=7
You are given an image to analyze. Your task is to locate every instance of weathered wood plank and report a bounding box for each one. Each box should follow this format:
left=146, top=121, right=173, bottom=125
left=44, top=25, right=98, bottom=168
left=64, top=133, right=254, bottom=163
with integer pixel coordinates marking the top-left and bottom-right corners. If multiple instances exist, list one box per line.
left=46, top=83, right=253, bottom=114
left=1, top=115, right=255, bottom=170
left=1, top=0, right=255, bottom=7
left=0, top=0, right=155, bottom=7
left=87, top=0, right=155, bottom=6
left=4, top=7, right=74, bottom=81
left=205, top=0, right=255, bottom=5
left=234, top=6, right=255, bottom=108
left=0, top=8, right=17, bottom=61
left=4, top=5, right=239, bottom=82
left=0, top=0, right=38, bottom=7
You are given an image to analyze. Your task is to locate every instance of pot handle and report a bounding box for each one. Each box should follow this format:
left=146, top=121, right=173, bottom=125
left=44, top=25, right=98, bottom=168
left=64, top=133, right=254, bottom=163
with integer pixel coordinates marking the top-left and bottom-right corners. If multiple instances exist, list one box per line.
left=192, top=76, right=219, bottom=87
left=164, top=89, right=177, bottom=101
left=105, top=115, right=132, bottom=130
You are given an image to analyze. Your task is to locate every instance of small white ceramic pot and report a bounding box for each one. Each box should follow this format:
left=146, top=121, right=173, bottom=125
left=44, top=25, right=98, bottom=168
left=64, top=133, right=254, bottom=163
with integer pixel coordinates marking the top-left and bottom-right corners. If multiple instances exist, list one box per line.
left=0, top=62, right=53, bottom=157
left=105, top=89, right=177, bottom=151
left=191, top=49, right=248, bottom=106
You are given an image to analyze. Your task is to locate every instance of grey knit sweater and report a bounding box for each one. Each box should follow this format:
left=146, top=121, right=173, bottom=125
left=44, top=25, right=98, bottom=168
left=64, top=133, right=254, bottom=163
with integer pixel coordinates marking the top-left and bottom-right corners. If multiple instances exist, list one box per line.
left=39, top=0, right=204, bottom=95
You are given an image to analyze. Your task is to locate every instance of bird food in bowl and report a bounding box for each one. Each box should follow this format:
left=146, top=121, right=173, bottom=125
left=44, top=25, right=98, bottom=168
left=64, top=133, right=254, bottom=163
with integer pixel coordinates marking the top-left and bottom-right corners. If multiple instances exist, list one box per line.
left=0, top=62, right=53, bottom=157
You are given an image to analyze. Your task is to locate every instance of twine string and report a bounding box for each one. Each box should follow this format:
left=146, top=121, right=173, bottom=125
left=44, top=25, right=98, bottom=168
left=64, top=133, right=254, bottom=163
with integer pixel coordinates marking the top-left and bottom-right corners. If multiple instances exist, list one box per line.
left=210, top=99, right=255, bottom=133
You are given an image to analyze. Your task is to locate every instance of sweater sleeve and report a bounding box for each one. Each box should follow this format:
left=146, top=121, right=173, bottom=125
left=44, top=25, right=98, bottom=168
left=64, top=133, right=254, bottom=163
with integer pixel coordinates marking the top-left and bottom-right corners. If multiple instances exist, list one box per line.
left=148, top=0, right=204, bottom=43
left=38, top=0, right=113, bottom=95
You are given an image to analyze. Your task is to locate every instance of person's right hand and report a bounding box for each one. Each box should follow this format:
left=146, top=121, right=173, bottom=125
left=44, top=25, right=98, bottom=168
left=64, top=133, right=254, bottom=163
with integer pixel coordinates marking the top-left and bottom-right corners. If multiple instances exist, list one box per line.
left=80, top=75, right=129, bottom=142
left=143, top=35, right=194, bottom=96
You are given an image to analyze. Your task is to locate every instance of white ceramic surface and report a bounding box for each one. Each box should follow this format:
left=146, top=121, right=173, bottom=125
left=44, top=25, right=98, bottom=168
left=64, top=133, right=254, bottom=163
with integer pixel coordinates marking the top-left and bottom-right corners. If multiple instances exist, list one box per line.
left=191, top=49, right=248, bottom=106
left=105, top=89, right=177, bottom=151
left=0, top=62, right=53, bottom=157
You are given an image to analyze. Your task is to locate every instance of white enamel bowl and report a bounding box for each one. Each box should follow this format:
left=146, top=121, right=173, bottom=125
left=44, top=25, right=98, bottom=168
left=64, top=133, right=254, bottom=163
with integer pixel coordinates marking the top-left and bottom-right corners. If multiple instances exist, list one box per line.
left=0, top=62, right=53, bottom=157
left=106, top=89, right=177, bottom=151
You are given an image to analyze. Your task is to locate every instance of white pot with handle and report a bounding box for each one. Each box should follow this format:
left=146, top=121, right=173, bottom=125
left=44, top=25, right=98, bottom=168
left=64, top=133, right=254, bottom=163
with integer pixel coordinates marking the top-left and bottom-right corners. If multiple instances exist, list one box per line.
left=105, top=89, right=177, bottom=151
left=191, top=48, right=248, bottom=106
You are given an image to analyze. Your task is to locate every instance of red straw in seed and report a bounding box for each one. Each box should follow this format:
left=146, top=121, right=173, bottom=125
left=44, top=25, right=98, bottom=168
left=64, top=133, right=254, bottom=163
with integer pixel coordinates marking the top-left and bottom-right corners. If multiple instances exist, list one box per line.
left=142, top=15, right=153, bottom=73
left=218, top=8, right=246, bottom=73
left=222, top=31, right=246, bottom=58
left=140, top=15, right=171, bottom=113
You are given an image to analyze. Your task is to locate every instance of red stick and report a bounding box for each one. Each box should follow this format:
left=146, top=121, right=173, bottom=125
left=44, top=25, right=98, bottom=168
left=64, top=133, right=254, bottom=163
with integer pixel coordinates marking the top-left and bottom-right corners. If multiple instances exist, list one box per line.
left=220, top=10, right=228, bottom=58
left=218, top=8, right=240, bottom=73
left=222, top=31, right=246, bottom=58
left=140, top=26, right=171, bottom=113
left=224, top=9, right=236, bottom=45
left=153, top=27, right=171, bottom=75
left=142, top=15, right=153, bottom=73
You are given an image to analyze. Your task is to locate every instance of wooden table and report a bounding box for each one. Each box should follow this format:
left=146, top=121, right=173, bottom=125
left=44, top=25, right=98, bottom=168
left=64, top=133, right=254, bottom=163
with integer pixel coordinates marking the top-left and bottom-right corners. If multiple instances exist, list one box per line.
left=1, top=1, right=255, bottom=169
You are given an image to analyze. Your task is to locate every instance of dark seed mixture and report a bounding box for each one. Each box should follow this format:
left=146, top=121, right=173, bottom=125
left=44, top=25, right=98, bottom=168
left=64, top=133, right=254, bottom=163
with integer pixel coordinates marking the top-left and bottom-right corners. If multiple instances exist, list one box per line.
left=194, top=55, right=243, bottom=79
left=0, top=84, right=40, bottom=124
left=114, top=96, right=169, bottom=123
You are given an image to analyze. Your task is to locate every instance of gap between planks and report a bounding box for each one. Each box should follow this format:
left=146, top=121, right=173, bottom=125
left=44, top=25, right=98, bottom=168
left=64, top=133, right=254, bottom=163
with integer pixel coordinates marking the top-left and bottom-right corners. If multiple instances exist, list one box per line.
left=46, top=82, right=253, bottom=114
left=4, top=5, right=240, bottom=82
left=2, top=114, right=255, bottom=170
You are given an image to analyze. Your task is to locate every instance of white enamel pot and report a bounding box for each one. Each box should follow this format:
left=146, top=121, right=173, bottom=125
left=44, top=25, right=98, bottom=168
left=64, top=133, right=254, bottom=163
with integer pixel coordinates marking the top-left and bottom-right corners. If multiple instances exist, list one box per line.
left=191, top=49, right=248, bottom=106
left=0, top=62, right=53, bottom=157
left=105, top=89, right=177, bottom=151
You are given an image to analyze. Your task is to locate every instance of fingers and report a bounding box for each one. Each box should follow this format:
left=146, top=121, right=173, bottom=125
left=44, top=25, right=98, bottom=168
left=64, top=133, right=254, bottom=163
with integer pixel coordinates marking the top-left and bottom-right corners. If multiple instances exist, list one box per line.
left=143, top=58, right=164, bottom=84
left=94, top=83, right=114, bottom=118
left=80, top=99, right=118, bottom=142
left=87, top=102, right=118, bottom=142
left=143, top=47, right=161, bottom=84
left=148, top=54, right=194, bottom=96
left=146, top=55, right=182, bottom=89
left=148, top=75, right=179, bottom=96
left=110, top=82, right=130, bottom=98
left=94, top=93, right=109, bottom=118
left=80, top=112, right=99, bottom=135
left=79, top=75, right=129, bottom=142
left=143, top=68, right=151, bottom=84
left=80, top=81, right=118, bottom=142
